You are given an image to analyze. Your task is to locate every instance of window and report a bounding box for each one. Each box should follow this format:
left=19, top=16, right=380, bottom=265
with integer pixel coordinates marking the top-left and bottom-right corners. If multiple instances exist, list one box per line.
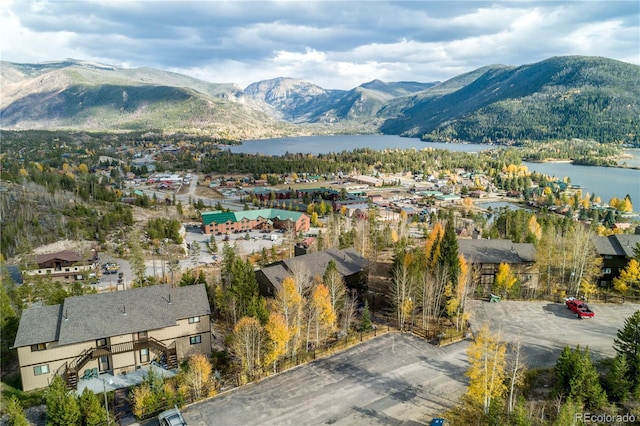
left=140, top=348, right=149, bottom=363
left=31, top=343, right=46, bottom=352
left=96, top=338, right=107, bottom=347
left=138, top=331, right=148, bottom=339
left=188, top=316, right=200, bottom=324
left=602, top=268, right=612, bottom=275
left=34, top=365, right=49, bottom=375
left=190, top=335, right=202, bottom=345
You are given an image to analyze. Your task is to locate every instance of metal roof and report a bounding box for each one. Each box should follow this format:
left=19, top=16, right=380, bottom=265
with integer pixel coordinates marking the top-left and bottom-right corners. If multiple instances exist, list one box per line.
left=201, top=208, right=305, bottom=226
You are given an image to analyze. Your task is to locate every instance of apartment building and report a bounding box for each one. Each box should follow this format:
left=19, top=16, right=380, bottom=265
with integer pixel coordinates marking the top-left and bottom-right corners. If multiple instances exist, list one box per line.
left=13, top=284, right=211, bottom=391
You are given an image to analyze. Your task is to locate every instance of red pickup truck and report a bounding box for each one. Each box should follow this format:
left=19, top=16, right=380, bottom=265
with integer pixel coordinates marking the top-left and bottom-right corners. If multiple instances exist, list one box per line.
left=565, top=298, right=595, bottom=319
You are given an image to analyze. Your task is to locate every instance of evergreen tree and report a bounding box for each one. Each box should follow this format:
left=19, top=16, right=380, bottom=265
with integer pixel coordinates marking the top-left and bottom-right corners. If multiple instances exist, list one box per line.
left=613, top=310, right=640, bottom=394
left=78, top=387, right=108, bottom=426
left=45, top=376, right=82, bottom=426
left=553, top=345, right=607, bottom=409
left=359, top=300, right=373, bottom=332
left=604, top=354, right=631, bottom=402
left=5, top=396, right=29, bottom=426
left=438, top=212, right=460, bottom=315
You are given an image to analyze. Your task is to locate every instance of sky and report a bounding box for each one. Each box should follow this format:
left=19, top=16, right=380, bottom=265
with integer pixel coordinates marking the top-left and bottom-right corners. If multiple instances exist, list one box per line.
left=1, top=1, right=638, bottom=90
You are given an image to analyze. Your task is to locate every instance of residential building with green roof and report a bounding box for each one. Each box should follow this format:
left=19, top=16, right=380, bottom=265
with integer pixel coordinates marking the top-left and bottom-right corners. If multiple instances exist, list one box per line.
left=200, top=208, right=310, bottom=234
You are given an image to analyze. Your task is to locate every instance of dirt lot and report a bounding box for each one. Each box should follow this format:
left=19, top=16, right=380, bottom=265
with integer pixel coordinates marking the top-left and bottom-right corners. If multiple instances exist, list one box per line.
left=180, top=300, right=640, bottom=426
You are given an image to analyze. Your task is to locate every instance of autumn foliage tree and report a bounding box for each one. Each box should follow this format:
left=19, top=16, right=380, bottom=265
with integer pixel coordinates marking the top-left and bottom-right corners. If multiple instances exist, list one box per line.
left=265, top=311, right=290, bottom=372
left=308, top=284, right=336, bottom=347
left=273, top=276, right=304, bottom=357
left=465, top=324, right=507, bottom=414
left=185, top=353, right=215, bottom=400
left=613, top=259, right=640, bottom=299
left=494, top=263, right=517, bottom=297
left=232, top=316, right=265, bottom=380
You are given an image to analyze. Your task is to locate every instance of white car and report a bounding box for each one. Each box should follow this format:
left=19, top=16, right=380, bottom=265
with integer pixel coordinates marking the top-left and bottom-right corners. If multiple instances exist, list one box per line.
left=158, top=406, right=187, bottom=426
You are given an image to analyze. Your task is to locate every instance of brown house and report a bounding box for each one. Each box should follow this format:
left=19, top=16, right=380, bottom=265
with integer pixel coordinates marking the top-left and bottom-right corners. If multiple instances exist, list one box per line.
left=13, top=284, right=211, bottom=391
left=591, top=234, right=640, bottom=287
left=457, top=239, right=537, bottom=297
left=256, top=248, right=368, bottom=297
left=27, top=250, right=99, bottom=282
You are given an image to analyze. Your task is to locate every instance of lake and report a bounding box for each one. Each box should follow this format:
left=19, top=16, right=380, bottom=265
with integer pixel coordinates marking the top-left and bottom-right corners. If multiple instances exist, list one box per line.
left=522, top=161, right=639, bottom=204
left=228, top=135, right=639, bottom=204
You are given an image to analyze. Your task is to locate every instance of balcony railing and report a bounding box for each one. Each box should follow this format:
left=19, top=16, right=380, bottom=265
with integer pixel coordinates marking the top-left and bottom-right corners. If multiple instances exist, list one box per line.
left=62, top=336, right=175, bottom=389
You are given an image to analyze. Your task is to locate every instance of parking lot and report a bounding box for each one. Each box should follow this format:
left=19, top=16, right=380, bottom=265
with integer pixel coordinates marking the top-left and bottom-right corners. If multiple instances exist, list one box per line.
left=183, top=332, right=468, bottom=426
left=181, top=300, right=640, bottom=425
left=467, top=299, right=640, bottom=366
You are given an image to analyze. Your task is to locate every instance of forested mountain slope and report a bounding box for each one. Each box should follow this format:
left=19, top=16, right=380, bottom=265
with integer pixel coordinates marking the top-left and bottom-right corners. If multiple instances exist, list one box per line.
left=378, top=56, right=640, bottom=144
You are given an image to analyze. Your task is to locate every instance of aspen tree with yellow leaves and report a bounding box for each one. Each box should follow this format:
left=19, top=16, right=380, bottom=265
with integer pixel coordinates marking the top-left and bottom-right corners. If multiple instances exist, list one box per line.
left=614, top=259, right=640, bottom=300
left=425, top=222, right=444, bottom=269
left=494, top=263, right=517, bottom=297
left=392, top=252, right=414, bottom=330
left=232, top=316, right=265, bottom=380
left=309, top=284, right=335, bottom=347
left=466, top=324, right=507, bottom=414
left=273, top=276, right=304, bottom=357
left=185, top=353, right=214, bottom=399
left=265, top=311, right=290, bottom=373
left=527, top=215, right=542, bottom=242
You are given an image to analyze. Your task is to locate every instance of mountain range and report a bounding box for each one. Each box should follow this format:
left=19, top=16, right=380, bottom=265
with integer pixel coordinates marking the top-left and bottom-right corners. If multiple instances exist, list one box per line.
left=1, top=56, right=638, bottom=144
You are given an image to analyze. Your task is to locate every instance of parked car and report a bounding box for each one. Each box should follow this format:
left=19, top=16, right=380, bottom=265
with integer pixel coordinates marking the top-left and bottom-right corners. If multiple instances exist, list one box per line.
left=565, top=298, right=595, bottom=319
left=102, top=263, right=119, bottom=274
left=158, top=405, right=187, bottom=426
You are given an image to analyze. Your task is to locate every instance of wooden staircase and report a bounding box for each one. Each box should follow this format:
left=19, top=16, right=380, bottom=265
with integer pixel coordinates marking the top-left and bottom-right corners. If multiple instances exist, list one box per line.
left=62, top=337, right=177, bottom=389
left=166, top=349, right=178, bottom=369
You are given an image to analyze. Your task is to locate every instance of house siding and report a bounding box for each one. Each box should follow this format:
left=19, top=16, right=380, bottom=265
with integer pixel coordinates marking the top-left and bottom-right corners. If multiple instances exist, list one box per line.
left=15, top=286, right=212, bottom=391
left=18, top=340, right=94, bottom=391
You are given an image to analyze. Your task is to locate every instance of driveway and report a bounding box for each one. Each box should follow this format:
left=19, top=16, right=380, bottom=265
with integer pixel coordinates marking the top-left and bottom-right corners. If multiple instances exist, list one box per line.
left=181, top=300, right=640, bottom=426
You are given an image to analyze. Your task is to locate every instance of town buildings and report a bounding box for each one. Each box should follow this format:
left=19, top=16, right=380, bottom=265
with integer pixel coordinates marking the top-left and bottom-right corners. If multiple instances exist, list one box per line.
left=200, top=208, right=310, bottom=235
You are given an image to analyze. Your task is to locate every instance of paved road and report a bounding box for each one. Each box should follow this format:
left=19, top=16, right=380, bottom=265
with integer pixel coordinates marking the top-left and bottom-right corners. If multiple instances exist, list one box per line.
left=183, top=333, right=467, bottom=426
left=181, top=300, right=640, bottom=426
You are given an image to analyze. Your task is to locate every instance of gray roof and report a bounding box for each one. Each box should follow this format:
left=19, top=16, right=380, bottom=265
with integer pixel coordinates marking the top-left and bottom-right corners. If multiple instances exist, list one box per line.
left=258, top=264, right=290, bottom=294
left=458, top=239, right=536, bottom=264
left=14, top=284, right=210, bottom=348
left=13, top=305, right=62, bottom=347
left=282, top=248, right=367, bottom=280
left=591, top=235, right=640, bottom=257
left=259, top=248, right=368, bottom=292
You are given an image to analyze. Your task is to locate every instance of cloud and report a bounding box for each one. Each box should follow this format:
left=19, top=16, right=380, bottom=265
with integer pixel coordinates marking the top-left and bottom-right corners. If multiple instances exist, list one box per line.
left=1, top=0, right=638, bottom=89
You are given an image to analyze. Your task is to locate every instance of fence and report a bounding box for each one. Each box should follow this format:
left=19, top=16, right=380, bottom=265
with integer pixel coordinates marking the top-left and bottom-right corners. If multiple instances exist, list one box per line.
left=132, top=326, right=392, bottom=423
left=246, top=325, right=392, bottom=383
left=404, top=324, right=468, bottom=346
